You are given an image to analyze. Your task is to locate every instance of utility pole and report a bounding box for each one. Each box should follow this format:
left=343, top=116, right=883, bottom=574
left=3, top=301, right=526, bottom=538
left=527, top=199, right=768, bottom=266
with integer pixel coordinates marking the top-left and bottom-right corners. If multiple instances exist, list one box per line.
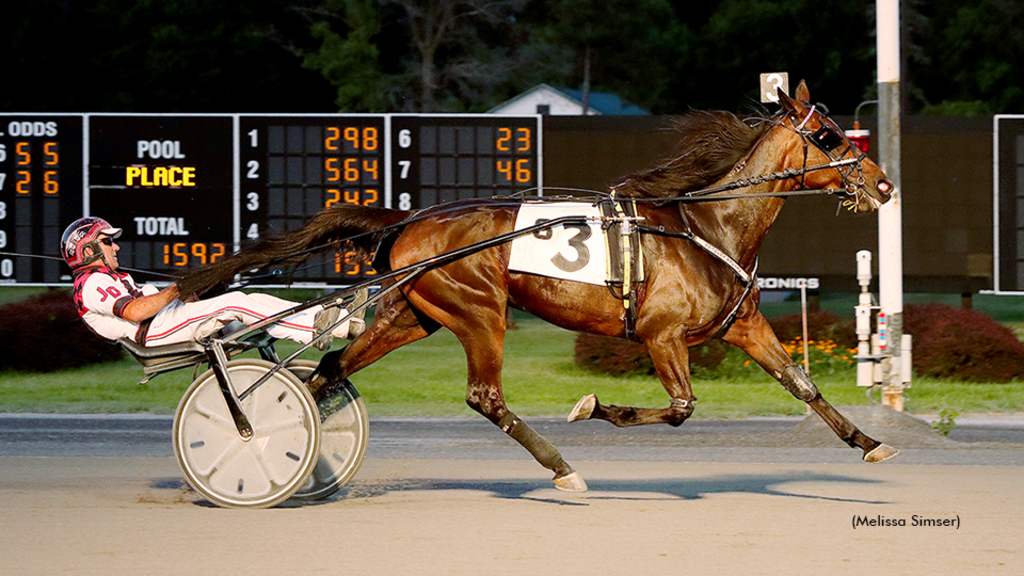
left=877, top=0, right=905, bottom=410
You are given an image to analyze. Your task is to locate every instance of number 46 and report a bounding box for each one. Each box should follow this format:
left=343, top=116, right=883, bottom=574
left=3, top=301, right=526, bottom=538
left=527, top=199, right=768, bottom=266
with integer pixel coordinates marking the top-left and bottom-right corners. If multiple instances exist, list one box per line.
left=496, top=159, right=531, bottom=183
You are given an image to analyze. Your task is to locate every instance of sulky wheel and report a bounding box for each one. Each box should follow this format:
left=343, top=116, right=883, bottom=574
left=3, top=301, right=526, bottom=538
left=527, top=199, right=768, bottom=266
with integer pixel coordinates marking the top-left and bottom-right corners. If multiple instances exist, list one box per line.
left=173, top=359, right=321, bottom=508
left=286, top=359, right=369, bottom=501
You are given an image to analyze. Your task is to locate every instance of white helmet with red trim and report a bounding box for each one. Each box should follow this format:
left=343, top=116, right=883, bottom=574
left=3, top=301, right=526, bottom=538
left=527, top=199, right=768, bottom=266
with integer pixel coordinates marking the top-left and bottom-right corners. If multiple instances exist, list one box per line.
left=60, top=217, right=122, bottom=269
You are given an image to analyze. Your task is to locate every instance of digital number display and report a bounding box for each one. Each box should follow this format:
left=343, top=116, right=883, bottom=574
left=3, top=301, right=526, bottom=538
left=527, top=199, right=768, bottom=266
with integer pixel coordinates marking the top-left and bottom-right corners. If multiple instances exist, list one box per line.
left=88, top=116, right=234, bottom=277
left=0, top=115, right=83, bottom=284
left=391, top=116, right=540, bottom=210
left=1, top=113, right=541, bottom=286
left=239, top=116, right=386, bottom=283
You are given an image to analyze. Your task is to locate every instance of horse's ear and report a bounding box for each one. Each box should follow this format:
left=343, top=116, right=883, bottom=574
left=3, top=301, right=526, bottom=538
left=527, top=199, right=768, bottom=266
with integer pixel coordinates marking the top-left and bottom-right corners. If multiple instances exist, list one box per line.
left=795, top=80, right=810, bottom=102
left=777, top=87, right=797, bottom=113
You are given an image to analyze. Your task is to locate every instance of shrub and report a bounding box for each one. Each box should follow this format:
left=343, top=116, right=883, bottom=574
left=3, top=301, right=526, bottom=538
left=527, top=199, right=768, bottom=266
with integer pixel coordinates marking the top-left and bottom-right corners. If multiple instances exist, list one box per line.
left=766, top=310, right=857, bottom=350
left=573, top=333, right=728, bottom=376
left=903, top=303, right=1024, bottom=382
left=0, top=290, right=123, bottom=372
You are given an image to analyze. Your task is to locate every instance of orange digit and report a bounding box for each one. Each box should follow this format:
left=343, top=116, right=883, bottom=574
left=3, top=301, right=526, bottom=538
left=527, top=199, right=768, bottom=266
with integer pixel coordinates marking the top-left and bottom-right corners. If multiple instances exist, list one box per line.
left=325, top=127, right=340, bottom=151
left=16, top=171, right=30, bottom=194
left=211, top=243, right=226, bottom=263
left=173, top=243, right=187, bottom=266
left=344, top=190, right=360, bottom=205
left=363, top=127, right=379, bottom=150
left=191, top=243, right=208, bottom=265
left=515, top=158, right=531, bottom=183
left=362, top=159, right=379, bottom=181
left=516, top=128, right=531, bottom=152
left=496, top=128, right=511, bottom=151
left=363, top=189, right=378, bottom=206
left=44, top=171, right=58, bottom=194
left=16, top=142, right=30, bottom=165
left=325, top=188, right=341, bottom=208
left=344, top=158, right=359, bottom=182
left=325, top=158, right=340, bottom=182
left=44, top=142, right=59, bottom=165
left=344, top=127, right=360, bottom=150
left=496, top=160, right=512, bottom=181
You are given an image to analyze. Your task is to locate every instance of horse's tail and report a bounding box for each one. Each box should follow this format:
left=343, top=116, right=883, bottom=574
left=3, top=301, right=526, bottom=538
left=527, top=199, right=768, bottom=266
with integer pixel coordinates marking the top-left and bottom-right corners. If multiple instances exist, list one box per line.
left=177, top=205, right=412, bottom=298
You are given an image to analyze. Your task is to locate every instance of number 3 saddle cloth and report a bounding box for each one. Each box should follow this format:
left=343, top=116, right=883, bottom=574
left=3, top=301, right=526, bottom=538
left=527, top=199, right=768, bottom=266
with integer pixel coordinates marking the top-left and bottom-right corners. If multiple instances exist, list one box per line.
left=508, top=200, right=645, bottom=293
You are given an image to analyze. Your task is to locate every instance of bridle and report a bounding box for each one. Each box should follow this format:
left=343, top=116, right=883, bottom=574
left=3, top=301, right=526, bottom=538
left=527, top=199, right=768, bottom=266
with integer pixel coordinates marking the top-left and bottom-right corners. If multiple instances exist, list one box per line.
left=785, top=104, right=872, bottom=209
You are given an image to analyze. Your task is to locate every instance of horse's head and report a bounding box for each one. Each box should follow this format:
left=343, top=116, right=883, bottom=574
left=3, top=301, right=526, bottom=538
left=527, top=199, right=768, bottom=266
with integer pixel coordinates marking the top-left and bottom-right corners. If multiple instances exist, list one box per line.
left=777, top=81, right=893, bottom=213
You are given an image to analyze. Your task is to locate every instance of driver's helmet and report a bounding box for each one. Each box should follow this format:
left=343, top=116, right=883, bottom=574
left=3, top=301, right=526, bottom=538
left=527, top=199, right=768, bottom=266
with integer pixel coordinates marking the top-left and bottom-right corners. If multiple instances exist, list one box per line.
left=60, top=217, right=122, bottom=269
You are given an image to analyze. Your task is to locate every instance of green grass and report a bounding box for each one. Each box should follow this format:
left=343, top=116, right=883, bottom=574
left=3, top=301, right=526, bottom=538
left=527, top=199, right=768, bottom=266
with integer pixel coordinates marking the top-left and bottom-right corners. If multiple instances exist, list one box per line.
left=3, top=315, right=1024, bottom=417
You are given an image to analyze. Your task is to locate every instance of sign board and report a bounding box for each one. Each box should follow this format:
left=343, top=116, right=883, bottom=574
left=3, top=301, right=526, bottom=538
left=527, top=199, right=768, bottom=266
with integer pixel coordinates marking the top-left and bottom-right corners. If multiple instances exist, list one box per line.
left=759, top=73, right=790, bottom=104
left=0, top=114, right=541, bottom=286
left=994, top=115, right=1024, bottom=293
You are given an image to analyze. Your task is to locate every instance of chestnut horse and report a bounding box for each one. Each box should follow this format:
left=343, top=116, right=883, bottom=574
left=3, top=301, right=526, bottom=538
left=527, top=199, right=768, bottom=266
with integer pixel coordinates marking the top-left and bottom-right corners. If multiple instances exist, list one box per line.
left=180, top=83, right=898, bottom=492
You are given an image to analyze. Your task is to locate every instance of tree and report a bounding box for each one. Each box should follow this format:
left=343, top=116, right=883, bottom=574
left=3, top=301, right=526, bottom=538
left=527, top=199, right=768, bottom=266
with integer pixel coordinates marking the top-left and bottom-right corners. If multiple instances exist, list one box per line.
left=913, top=0, right=1024, bottom=114
left=536, top=0, right=684, bottom=113
left=300, top=0, right=394, bottom=111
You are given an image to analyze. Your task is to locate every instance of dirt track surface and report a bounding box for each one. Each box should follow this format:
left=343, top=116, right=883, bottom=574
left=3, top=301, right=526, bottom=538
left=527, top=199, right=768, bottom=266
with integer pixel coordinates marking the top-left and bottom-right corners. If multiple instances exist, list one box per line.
left=2, top=407, right=1023, bottom=576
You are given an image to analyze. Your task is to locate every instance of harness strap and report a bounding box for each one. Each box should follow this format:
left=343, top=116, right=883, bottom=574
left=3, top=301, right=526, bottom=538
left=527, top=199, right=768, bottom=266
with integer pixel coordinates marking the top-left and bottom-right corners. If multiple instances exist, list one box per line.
left=601, top=197, right=646, bottom=341
left=637, top=223, right=758, bottom=340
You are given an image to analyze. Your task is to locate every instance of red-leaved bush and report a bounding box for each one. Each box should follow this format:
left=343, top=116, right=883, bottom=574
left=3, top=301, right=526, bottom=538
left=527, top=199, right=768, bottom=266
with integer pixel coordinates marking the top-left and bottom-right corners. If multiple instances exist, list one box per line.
left=0, top=290, right=123, bottom=372
left=574, top=333, right=728, bottom=375
left=903, top=303, right=1024, bottom=382
left=574, top=304, right=1024, bottom=382
left=766, top=310, right=857, bottom=350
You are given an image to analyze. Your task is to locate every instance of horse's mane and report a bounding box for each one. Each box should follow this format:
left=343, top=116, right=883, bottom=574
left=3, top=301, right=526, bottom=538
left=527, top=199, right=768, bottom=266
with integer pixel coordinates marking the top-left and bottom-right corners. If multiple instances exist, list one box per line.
left=613, top=110, right=776, bottom=198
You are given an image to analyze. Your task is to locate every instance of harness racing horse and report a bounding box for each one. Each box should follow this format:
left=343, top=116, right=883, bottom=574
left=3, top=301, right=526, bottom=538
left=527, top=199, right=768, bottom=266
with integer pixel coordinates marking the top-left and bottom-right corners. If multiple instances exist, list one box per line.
left=180, top=82, right=898, bottom=492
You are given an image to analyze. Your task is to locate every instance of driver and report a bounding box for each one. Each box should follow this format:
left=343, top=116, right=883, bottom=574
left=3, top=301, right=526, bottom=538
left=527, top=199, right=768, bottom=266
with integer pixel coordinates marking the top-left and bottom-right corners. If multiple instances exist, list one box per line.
left=62, top=217, right=364, bottom=351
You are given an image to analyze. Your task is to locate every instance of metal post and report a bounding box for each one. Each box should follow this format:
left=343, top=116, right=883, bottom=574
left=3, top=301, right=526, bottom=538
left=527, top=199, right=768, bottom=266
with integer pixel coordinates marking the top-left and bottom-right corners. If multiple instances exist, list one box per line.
left=877, top=0, right=904, bottom=411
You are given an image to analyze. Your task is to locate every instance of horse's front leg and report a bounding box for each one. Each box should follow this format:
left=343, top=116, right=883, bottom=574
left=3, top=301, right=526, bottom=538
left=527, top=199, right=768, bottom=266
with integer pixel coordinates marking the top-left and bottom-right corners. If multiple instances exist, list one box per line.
left=722, top=311, right=899, bottom=462
left=569, top=331, right=697, bottom=427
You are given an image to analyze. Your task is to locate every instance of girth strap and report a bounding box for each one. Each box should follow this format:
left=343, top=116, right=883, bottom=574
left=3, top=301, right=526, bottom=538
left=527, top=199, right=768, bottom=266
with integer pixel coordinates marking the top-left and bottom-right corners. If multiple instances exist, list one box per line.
left=601, top=197, right=646, bottom=341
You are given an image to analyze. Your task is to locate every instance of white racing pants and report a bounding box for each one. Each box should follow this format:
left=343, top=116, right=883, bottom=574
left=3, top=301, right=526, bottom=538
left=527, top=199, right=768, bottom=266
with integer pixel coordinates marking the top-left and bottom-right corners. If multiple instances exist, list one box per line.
left=142, top=291, right=349, bottom=346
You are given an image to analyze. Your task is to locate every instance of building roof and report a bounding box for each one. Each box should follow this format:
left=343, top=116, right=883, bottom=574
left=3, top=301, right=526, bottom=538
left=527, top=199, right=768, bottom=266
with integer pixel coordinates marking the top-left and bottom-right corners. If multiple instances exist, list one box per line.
left=488, top=83, right=649, bottom=116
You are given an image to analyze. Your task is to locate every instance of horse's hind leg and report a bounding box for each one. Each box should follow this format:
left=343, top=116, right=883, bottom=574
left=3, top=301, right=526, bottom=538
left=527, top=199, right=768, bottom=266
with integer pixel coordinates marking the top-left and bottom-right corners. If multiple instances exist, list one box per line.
left=569, top=333, right=697, bottom=427
left=306, top=287, right=437, bottom=402
left=723, top=311, right=899, bottom=462
left=404, top=283, right=586, bottom=492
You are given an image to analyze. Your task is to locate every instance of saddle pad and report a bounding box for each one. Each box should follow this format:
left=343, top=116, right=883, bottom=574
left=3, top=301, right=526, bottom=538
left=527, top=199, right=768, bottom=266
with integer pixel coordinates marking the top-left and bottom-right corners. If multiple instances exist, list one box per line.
left=508, top=203, right=607, bottom=285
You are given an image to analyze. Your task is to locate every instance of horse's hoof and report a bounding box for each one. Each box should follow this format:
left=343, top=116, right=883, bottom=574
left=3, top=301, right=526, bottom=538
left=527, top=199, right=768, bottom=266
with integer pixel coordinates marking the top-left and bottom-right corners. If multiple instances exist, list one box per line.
left=553, top=471, right=588, bottom=493
left=864, top=443, right=900, bottom=463
left=568, top=394, right=597, bottom=422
